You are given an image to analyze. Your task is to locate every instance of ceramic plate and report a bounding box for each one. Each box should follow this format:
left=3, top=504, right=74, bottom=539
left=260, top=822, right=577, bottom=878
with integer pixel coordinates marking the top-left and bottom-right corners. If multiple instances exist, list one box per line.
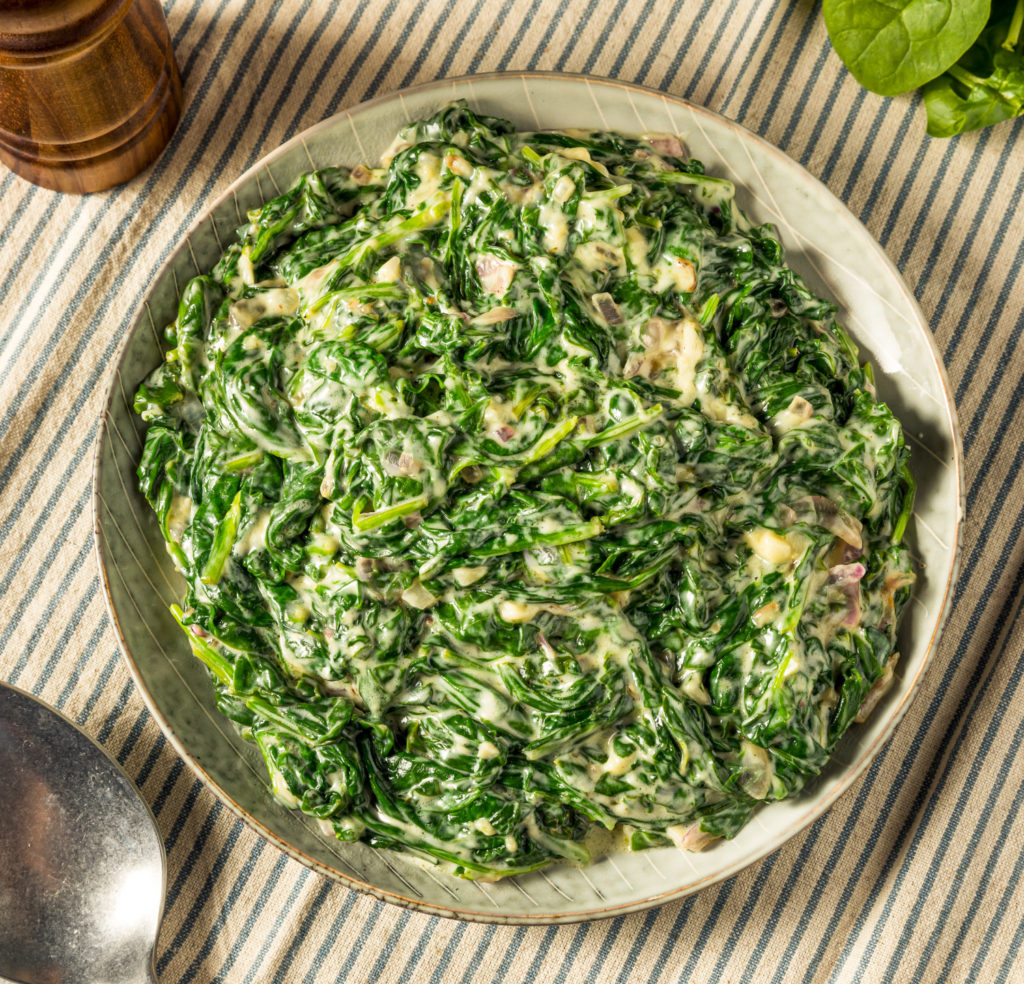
left=93, top=72, right=963, bottom=923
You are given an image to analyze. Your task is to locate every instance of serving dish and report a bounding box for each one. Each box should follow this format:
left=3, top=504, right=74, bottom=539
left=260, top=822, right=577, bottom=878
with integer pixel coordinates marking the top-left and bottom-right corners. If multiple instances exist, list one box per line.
left=94, top=71, right=963, bottom=923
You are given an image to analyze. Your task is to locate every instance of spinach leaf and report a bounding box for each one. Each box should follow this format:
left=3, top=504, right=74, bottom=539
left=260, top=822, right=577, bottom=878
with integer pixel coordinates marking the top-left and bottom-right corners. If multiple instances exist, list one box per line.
left=823, top=0, right=991, bottom=96
left=923, top=0, right=1024, bottom=136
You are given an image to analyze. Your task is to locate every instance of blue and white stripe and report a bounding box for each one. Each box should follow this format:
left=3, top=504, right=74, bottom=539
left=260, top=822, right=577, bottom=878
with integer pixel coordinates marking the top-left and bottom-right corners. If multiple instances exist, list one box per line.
left=2, top=1, right=1022, bottom=980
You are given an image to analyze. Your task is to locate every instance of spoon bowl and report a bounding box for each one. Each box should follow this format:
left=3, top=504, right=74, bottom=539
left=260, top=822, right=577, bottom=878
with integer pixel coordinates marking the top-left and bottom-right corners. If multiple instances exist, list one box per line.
left=0, top=683, right=165, bottom=984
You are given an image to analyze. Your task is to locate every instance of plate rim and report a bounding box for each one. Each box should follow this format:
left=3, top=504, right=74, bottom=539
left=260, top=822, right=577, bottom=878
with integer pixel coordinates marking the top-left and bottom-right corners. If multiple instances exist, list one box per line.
left=92, top=69, right=965, bottom=924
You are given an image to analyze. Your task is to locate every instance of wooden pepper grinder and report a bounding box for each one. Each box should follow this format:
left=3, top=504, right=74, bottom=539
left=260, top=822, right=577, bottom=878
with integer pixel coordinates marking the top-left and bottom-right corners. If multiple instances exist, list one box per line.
left=0, top=0, right=182, bottom=193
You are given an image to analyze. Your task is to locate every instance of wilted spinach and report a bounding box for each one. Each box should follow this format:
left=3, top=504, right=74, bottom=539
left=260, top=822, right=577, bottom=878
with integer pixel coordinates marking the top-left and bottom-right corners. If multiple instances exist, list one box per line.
left=135, top=102, right=915, bottom=878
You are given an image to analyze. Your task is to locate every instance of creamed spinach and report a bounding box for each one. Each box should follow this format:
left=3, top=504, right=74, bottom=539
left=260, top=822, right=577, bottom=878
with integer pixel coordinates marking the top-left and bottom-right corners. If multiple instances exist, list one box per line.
left=135, top=102, right=915, bottom=878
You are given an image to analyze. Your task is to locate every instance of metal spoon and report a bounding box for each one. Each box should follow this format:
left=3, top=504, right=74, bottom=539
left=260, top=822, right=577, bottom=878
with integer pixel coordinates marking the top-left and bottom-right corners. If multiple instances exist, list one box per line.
left=0, top=682, right=165, bottom=984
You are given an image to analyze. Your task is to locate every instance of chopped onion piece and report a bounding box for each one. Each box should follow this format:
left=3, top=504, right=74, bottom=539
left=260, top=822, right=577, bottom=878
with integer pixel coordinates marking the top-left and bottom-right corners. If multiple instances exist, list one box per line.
left=402, top=579, right=437, bottom=610
left=793, top=495, right=863, bottom=549
left=498, top=600, right=540, bottom=623
left=855, top=654, right=899, bottom=723
left=738, top=740, right=774, bottom=800
left=472, top=305, right=517, bottom=325
left=644, top=133, right=685, bottom=158
left=591, top=292, right=623, bottom=325
left=667, top=823, right=719, bottom=852
left=827, top=562, right=866, bottom=587
left=475, top=254, right=517, bottom=296
left=752, top=601, right=779, bottom=627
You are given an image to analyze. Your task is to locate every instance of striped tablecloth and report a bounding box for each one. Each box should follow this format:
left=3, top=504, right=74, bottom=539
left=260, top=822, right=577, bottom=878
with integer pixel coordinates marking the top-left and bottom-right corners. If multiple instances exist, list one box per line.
left=2, top=2, right=1023, bottom=981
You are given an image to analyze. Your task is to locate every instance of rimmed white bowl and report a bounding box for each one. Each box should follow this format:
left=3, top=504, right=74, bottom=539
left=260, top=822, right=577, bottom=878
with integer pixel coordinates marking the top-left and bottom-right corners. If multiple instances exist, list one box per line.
left=94, top=72, right=963, bottom=923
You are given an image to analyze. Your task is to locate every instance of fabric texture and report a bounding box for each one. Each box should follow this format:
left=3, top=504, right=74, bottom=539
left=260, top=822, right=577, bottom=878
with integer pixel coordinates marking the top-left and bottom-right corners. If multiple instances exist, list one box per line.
left=1, top=1, right=1023, bottom=981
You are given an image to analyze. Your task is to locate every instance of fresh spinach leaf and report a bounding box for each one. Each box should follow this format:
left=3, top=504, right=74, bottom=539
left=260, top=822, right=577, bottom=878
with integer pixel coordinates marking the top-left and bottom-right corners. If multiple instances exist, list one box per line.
left=923, top=0, right=1024, bottom=135
left=823, top=0, right=991, bottom=96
